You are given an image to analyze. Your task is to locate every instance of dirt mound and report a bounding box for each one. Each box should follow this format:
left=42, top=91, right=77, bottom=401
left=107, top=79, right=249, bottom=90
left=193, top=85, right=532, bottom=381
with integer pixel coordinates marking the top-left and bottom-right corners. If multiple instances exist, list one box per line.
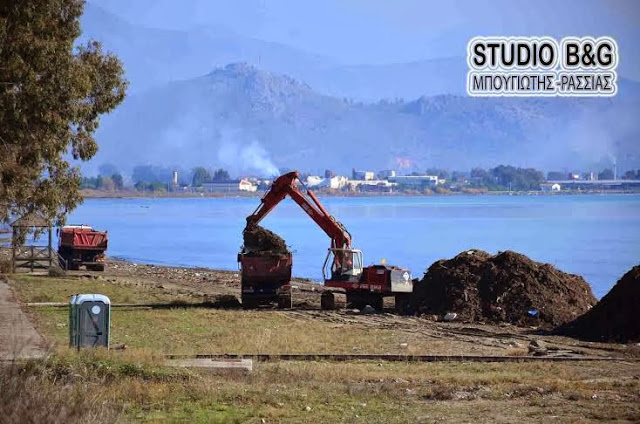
left=243, top=224, right=289, bottom=255
left=411, top=250, right=597, bottom=328
left=559, top=266, right=640, bottom=343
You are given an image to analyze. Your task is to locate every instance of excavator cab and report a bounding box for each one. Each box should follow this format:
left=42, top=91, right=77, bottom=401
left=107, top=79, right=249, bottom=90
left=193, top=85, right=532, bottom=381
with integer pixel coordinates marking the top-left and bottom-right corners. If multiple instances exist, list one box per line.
left=323, top=248, right=363, bottom=281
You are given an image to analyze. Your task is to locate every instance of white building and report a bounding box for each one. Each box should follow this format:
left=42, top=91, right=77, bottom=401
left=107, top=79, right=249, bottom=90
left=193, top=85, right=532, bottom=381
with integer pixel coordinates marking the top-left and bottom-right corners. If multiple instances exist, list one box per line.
left=326, top=176, right=349, bottom=189
left=312, top=176, right=349, bottom=190
left=305, top=175, right=324, bottom=187
left=389, top=175, right=439, bottom=187
left=346, top=179, right=395, bottom=191
left=352, top=169, right=375, bottom=181
left=378, top=170, right=396, bottom=179
left=202, top=179, right=257, bottom=192
left=541, top=183, right=562, bottom=192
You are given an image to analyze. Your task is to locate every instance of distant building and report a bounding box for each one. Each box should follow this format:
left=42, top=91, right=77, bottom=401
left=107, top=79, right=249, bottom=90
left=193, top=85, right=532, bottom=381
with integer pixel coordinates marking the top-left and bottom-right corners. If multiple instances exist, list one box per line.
left=202, top=179, right=257, bottom=192
left=324, top=170, right=335, bottom=179
left=346, top=179, right=395, bottom=191
left=306, top=176, right=324, bottom=187
left=377, top=170, right=396, bottom=179
left=568, top=173, right=581, bottom=180
left=389, top=175, right=438, bottom=188
left=541, top=183, right=562, bottom=192
left=352, top=169, right=375, bottom=180
left=313, top=176, right=349, bottom=190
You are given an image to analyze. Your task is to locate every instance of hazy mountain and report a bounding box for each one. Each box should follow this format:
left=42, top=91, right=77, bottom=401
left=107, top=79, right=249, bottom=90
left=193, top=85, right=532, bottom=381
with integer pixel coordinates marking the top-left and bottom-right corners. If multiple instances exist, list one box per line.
left=92, top=64, right=640, bottom=176
left=81, top=4, right=468, bottom=99
left=307, top=57, right=468, bottom=100
left=80, top=3, right=335, bottom=93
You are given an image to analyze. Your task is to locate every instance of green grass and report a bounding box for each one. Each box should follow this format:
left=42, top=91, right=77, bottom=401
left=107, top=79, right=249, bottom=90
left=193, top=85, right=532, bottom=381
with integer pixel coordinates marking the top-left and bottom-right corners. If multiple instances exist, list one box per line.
left=10, top=274, right=199, bottom=304
left=32, top=307, right=423, bottom=354
left=11, top=274, right=433, bottom=355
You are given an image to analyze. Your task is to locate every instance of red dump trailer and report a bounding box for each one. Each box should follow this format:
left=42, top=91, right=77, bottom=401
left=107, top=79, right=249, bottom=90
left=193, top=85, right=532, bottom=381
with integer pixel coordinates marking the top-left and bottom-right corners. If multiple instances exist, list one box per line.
left=237, top=252, right=292, bottom=309
left=58, top=225, right=108, bottom=271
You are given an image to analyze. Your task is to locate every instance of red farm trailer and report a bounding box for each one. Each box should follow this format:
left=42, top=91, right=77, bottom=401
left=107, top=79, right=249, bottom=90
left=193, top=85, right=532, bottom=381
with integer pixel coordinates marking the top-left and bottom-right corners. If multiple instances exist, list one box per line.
left=237, top=251, right=293, bottom=309
left=58, top=225, right=108, bottom=271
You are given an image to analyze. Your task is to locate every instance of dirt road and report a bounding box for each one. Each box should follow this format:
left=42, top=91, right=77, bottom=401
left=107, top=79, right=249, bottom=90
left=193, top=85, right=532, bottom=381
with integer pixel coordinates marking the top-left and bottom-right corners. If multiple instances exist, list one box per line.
left=0, top=277, right=47, bottom=360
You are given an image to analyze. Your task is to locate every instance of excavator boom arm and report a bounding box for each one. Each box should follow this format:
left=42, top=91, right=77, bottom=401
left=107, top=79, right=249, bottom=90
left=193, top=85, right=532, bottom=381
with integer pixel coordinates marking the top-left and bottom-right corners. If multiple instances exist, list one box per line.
left=246, top=171, right=352, bottom=249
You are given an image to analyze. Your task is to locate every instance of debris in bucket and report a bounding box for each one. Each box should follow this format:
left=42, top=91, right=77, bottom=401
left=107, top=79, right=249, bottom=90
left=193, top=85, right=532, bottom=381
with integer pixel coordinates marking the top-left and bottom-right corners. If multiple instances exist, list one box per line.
left=243, top=224, right=289, bottom=255
left=410, top=250, right=597, bottom=328
left=558, top=265, right=640, bottom=343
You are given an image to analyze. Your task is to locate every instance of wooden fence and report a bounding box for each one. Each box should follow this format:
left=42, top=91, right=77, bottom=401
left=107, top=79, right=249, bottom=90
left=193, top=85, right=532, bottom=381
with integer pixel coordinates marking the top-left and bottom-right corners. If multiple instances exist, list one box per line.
left=12, top=245, right=54, bottom=272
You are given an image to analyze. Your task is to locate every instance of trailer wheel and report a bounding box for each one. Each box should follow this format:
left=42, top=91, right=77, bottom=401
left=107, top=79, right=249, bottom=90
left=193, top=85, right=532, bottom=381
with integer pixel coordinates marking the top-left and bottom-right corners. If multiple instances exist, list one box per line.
left=394, top=294, right=410, bottom=315
left=242, top=296, right=259, bottom=310
left=320, top=291, right=335, bottom=310
left=277, top=293, right=292, bottom=309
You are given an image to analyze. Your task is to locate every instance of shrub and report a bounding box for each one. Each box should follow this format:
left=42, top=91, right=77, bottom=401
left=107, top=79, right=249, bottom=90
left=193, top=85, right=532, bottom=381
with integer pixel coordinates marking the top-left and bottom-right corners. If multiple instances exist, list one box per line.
left=0, top=259, right=12, bottom=274
left=0, top=361, right=118, bottom=424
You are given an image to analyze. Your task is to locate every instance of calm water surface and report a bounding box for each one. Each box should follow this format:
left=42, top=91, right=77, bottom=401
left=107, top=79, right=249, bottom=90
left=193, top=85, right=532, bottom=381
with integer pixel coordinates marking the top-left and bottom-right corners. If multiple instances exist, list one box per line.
left=66, top=194, right=640, bottom=298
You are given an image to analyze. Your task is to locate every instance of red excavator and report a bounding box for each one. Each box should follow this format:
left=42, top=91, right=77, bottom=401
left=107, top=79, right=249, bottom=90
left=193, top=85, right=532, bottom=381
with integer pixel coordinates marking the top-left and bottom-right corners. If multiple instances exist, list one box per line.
left=239, top=171, right=413, bottom=312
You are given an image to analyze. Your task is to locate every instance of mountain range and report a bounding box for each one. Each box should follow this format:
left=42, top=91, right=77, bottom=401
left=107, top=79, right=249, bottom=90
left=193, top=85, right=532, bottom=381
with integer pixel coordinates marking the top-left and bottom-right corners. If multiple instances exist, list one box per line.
left=80, top=3, right=468, bottom=99
left=81, top=3, right=640, bottom=175
left=93, top=63, right=640, bottom=175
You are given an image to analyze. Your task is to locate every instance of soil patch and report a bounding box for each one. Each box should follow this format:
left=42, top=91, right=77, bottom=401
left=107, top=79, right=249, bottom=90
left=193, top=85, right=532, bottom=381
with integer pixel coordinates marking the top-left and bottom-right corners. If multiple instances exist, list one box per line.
left=210, top=294, right=242, bottom=309
left=558, top=265, right=640, bottom=342
left=243, top=224, right=289, bottom=255
left=410, top=250, right=596, bottom=329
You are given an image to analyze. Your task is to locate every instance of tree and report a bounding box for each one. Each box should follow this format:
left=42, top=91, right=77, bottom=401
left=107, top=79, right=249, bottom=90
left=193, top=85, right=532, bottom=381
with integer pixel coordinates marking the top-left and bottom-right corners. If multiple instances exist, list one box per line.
left=111, top=173, right=124, bottom=190
left=470, top=168, right=489, bottom=180
left=97, top=176, right=115, bottom=191
left=0, top=1, right=127, bottom=225
left=598, top=168, right=614, bottom=180
left=450, top=171, right=468, bottom=182
left=547, top=171, right=566, bottom=181
left=80, top=176, right=98, bottom=189
left=191, top=167, right=212, bottom=187
left=212, top=168, right=230, bottom=182
left=425, top=168, right=450, bottom=180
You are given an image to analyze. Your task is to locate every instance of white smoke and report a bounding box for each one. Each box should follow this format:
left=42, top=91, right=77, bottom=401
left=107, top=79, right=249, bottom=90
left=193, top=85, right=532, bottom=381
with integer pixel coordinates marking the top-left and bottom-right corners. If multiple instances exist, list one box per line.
left=217, top=130, right=279, bottom=177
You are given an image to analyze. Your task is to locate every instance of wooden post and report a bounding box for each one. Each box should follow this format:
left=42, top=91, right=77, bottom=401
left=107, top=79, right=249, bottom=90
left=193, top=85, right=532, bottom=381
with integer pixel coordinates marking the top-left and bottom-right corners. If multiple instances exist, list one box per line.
left=30, top=245, right=34, bottom=272
left=11, top=231, right=15, bottom=273
left=48, top=226, right=52, bottom=268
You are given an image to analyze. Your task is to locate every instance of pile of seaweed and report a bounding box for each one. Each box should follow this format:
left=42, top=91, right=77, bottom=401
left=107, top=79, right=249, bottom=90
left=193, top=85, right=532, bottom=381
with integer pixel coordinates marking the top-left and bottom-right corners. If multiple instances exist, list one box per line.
left=243, top=224, right=289, bottom=255
left=410, top=250, right=597, bottom=328
left=558, top=266, right=639, bottom=342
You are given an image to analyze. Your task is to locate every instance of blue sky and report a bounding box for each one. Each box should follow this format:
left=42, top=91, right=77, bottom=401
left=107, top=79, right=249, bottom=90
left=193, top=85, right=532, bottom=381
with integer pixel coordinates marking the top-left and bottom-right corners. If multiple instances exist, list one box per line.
left=95, top=0, right=639, bottom=78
